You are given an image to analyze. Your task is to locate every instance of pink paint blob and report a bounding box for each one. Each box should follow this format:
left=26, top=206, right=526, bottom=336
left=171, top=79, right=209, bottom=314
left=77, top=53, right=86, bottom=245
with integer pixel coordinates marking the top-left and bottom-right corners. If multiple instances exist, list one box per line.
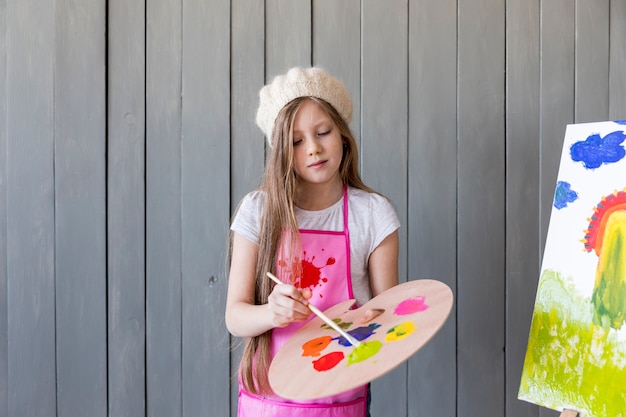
left=394, top=296, right=429, bottom=315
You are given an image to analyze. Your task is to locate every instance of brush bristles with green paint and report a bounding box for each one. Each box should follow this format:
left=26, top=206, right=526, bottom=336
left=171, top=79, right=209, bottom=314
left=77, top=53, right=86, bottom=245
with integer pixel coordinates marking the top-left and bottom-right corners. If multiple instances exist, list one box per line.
left=266, top=272, right=362, bottom=347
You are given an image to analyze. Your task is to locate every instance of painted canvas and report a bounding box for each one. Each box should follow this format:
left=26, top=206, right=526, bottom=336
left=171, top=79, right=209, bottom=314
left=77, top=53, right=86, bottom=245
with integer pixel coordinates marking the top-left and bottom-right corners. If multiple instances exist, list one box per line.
left=519, top=120, right=626, bottom=416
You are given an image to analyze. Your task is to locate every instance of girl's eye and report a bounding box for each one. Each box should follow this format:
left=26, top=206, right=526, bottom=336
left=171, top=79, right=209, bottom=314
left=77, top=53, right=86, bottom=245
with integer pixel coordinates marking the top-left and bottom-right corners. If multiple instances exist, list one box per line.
left=317, top=130, right=331, bottom=137
left=293, top=139, right=303, bottom=146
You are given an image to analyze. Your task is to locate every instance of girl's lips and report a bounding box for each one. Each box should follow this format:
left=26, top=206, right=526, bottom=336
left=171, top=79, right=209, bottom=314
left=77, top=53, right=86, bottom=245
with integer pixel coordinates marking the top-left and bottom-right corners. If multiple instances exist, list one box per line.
left=308, top=160, right=327, bottom=168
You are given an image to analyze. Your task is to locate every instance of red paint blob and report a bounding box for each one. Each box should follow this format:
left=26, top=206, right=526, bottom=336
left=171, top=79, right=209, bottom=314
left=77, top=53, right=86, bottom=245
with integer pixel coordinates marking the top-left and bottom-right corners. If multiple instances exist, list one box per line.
left=294, top=255, right=335, bottom=289
left=299, top=258, right=322, bottom=288
left=312, top=351, right=345, bottom=372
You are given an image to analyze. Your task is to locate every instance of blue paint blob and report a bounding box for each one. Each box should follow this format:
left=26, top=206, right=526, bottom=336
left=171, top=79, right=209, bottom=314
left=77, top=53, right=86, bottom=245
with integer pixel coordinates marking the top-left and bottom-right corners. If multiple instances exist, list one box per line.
left=615, top=120, right=626, bottom=125
left=335, top=323, right=381, bottom=346
left=553, top=181, right=578, bottom=210
left=570, top=130, right=626, bottom=169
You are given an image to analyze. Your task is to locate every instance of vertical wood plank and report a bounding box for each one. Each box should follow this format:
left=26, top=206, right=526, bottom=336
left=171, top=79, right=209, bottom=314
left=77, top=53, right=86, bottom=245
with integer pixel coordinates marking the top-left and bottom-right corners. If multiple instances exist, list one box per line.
left=407, top=1, right=457, bottom=416
left=0, top=0, right=7, bottom=415
left=505, top=0, right=541, bottom=416
left=55, top=1, right=107, bottom=416
left=361, top=1, right=408, bottom=415
left=230, top=1, right=265, bottom=414
left=146, top=0, right=182, bottom=416
left=539, top=4, right=575, bottom=417
left=107, top=0, right=146, bottom=416
left=265, top=0, right=311, bottom=78
left=457, top=0, right=506, bottom=416
left=231, top=0, right=265, bottom=205
left=609, top=0, right=626, bottom=120
left=181, top=0, right=230, bottom=415
left=6, top=1, right=56, bottom=416
left=539, top=0, right=574, bottom=252
left=312, top=0, right=361, bottom=140
left=574, top=0, right=609, bottom=122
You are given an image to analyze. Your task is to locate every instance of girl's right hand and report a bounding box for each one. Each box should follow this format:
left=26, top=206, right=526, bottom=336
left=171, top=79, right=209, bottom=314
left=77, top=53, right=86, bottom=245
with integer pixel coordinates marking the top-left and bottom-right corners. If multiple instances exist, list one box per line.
left=267, top=284, right=312, bottom=328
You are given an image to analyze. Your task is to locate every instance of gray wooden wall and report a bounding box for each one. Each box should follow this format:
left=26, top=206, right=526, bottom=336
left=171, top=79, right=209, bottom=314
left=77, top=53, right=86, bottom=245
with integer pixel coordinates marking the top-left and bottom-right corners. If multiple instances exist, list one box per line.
left=1, top=1, right=625, bottom=416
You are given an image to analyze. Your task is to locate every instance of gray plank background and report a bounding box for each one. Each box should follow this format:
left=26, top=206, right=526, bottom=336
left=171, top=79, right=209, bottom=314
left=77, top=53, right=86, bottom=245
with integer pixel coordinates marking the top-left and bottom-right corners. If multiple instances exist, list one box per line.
left=6, top=1, right=56, bottom=417
left=361, top=2, right=408, bottom=415
left=55, top=1, right=107, bottom=416
left=1, top=1, right=625, bottom=417
left=107, top=1, right=146, bottom=416
left=146, top=0, right=183, bottom=416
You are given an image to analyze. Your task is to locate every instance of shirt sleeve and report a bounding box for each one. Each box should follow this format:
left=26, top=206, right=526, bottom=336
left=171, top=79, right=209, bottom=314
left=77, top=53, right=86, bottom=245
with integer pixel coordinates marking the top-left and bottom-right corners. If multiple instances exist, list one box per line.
left=230, top=191, right=264, bottom=244
left=369, top=193, right=401, bottom=255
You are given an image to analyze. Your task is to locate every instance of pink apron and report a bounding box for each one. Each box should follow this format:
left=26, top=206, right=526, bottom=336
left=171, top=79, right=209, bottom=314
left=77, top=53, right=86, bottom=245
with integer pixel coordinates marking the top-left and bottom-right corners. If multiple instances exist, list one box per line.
left=238, top=187, right=368, bottom=417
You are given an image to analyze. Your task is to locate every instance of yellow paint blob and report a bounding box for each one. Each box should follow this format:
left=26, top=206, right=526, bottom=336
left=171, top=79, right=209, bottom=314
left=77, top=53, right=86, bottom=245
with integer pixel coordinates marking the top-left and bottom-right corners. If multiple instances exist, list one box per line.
left=385, top=321, right=416, bottom=342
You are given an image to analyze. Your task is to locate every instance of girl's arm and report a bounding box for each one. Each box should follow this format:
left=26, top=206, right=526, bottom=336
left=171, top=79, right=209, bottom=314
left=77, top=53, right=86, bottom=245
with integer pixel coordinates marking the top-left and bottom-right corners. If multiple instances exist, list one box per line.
left=225, top=232, right=312, bottom=338
left=368, top=230, right=399, bottom=297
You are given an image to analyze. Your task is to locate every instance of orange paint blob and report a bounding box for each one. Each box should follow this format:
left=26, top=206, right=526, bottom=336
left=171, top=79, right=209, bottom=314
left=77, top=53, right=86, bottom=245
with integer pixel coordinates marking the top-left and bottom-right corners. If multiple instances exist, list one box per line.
left=301, top=336, right=333, bottom=357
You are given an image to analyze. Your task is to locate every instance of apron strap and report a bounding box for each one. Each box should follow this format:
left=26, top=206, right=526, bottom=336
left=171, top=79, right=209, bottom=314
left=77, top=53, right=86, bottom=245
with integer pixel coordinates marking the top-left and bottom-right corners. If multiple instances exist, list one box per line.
left=342, top=185, right=354, bottom=298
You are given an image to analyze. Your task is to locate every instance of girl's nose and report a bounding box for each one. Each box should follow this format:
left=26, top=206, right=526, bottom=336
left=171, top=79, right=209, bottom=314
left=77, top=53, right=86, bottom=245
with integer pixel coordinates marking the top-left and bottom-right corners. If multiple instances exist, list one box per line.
left=306, top=137, right=322, bottom=155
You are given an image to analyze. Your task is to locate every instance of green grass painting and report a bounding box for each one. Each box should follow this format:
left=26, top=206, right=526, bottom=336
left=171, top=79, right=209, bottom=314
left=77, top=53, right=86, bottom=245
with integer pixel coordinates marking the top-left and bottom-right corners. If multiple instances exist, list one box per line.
left=519, top=270, right=626, bottom=416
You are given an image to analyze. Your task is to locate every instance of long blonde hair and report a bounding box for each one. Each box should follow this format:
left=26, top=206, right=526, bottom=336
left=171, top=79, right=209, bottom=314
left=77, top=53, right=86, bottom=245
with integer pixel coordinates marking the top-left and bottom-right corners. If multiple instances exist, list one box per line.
left=237, top=96, right=373, bottom=395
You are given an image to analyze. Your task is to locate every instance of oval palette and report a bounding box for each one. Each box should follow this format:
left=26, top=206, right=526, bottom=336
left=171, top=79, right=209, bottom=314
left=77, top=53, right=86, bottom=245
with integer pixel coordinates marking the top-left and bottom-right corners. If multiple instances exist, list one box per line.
left=268, top=279, right=454, bottom=400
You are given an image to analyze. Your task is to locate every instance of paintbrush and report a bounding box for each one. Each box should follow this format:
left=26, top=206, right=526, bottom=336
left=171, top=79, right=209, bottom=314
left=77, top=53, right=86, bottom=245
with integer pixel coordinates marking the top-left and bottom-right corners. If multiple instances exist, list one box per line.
left=266, top=272, right=362, bottom=347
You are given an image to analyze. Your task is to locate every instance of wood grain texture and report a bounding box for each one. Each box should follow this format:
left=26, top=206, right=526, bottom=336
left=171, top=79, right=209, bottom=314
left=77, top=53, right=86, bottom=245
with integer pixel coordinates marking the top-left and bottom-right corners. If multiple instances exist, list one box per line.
left=0, top=0, right=8, bottom=414
left=539, top=0, right=575, bottom=252
left=231, top=0, right=265, bottom=206
left=265, top=0, right=311, bottom=79
left=505, top=0, right=541, bottom=415
left=313, top=0, right=362, bottom=140
left=181, top=0, right=230, bottom=415
left=408, top=0, right=458, bottom=415
left=6, top=1, right=56, bottom=416
left=54, top=0, right=107, bottom=416
left=361, top=1, right=408, bottom=415
left=107, top=0, right=146, bottom=416
left=575, top=0, right=609, bottom=123
left=146, top=0, right=183, bottom=416
left=230, top=1, right=265, bottom=414
left=269, top=280, right=453, bottom=400
left=457, top=0, right=506, bottom=416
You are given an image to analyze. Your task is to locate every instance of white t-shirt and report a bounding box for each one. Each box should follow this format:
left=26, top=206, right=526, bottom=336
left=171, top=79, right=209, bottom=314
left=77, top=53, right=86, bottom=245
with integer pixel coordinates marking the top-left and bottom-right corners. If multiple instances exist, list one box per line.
left=230, top=187, right=400, bottom=306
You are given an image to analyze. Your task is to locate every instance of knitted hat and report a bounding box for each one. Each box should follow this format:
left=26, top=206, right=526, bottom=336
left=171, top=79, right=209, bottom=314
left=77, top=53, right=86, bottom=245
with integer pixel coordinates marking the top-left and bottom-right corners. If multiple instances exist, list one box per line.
left=256, top=67, right=352, bottom=146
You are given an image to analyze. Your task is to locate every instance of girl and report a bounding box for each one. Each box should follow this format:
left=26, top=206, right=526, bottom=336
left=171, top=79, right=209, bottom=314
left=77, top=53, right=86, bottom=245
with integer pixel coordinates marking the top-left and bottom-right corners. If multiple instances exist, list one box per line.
left=226, top=67, right=400, bottom=416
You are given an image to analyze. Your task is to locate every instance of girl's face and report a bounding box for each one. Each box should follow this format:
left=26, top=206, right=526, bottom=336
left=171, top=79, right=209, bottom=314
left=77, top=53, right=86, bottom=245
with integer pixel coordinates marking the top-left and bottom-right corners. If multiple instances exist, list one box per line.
left=291, top=99, right=344, bottom=190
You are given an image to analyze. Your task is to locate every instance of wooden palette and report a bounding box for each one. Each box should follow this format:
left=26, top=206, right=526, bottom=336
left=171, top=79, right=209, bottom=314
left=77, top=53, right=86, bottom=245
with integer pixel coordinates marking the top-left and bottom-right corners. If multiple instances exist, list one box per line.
left=268, top=279, right=453, bottom=400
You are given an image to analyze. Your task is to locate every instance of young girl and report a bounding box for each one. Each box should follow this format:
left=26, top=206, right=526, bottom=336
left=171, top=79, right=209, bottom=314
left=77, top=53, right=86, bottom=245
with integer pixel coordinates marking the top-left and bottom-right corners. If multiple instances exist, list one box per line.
left=226, top=67, right=400, bottom=416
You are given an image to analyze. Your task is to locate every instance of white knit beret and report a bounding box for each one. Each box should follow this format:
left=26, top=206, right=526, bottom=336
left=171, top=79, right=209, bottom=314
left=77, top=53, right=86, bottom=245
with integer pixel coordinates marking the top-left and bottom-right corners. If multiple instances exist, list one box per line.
left=256, top=67, right=352, bottom=147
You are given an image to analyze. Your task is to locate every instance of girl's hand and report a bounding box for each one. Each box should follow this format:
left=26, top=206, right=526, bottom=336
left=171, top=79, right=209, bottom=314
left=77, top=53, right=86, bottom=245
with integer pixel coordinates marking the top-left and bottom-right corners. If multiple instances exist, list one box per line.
left=267, top=284, right=312, bottom=328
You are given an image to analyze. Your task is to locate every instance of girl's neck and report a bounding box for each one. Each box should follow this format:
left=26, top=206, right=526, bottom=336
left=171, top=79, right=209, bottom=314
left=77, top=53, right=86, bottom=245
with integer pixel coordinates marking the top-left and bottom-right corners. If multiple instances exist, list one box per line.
left=295, top=180, right=344, bottom=211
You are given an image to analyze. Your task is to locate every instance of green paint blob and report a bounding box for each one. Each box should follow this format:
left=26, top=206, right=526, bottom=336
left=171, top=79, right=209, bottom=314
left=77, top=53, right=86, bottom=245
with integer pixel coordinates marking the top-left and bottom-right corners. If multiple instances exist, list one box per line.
left=592, top=210, right=626, bottom=330
left=519, top=269, right=626, bottom=416
left=346, top=340, right=382, bottom=366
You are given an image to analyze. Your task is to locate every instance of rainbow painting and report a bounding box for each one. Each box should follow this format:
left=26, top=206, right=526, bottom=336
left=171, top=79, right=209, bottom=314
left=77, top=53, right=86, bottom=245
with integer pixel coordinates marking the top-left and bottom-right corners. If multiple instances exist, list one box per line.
left=519, top=120, right=626, bottom=417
